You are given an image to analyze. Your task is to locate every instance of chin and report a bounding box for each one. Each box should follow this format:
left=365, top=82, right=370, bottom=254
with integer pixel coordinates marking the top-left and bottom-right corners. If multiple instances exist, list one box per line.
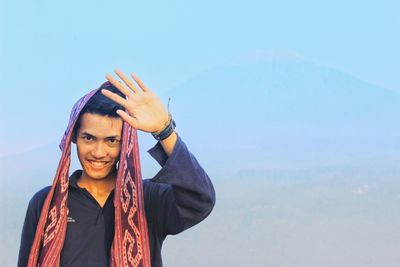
left=87, top=172, right=112, bottom=180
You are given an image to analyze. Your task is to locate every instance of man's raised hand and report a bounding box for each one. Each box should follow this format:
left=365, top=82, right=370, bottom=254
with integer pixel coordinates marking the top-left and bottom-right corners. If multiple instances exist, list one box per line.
left=101, top=69, right=170, bottom=133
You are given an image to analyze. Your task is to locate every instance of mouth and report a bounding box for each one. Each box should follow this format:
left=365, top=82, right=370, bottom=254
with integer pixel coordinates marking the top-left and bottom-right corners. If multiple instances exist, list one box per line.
left=87, top=160, right=111, bottom=169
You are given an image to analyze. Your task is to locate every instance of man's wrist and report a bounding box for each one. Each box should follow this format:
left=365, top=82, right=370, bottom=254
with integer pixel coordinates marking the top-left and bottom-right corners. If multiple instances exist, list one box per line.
left=152, top=115, right=176, bottom=141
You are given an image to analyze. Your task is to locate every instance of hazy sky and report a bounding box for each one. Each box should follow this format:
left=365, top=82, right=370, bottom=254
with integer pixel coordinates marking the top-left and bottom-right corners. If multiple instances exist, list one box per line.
left=1, top=0, right=399, bottom=156
left=1, top=2, right=400, bottom=266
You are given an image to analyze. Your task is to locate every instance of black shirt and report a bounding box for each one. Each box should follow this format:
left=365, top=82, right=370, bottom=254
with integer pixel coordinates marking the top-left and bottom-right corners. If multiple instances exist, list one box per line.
left=61, top=170, right=115, bottom=266
left=18, top=137, right=215, bottom=267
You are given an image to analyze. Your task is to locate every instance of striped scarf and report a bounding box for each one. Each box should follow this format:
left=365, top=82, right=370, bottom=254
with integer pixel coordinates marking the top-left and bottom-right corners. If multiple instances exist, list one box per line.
left=27, top=85, right=151, bottom=267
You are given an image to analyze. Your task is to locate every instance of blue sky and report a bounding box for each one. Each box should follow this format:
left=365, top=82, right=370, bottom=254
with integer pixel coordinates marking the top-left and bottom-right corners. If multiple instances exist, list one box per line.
left=1, top=0, right=399, bottom=156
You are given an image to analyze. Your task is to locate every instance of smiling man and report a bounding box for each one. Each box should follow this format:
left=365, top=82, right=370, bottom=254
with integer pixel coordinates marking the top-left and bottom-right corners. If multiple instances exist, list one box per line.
left=17, top=70, right=215, bottom=267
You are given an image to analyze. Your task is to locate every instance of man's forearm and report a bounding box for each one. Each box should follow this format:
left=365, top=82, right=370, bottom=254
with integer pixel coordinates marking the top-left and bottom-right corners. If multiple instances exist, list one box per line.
left=159, top=131, right=178, bottom=157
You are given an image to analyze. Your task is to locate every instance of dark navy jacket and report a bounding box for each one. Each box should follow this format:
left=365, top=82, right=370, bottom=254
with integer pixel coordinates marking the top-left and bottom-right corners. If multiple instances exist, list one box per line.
left=18, top=137, right=215, bottom=267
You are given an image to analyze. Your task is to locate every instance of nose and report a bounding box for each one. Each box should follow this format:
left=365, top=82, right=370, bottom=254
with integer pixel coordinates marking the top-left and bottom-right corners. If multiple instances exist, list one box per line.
left=91, top=142, right=107, bottom=159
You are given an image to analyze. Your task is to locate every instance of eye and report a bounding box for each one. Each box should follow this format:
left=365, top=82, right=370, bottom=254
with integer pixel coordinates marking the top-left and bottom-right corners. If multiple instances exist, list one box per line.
left=82, top=135, right=93, bottom=141
left=108, top=138, right=120, bottom=144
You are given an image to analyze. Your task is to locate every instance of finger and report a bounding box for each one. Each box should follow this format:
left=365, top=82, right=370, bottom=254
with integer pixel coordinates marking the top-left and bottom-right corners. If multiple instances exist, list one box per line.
left=106, top=74, right=134, bottom=97
left=115, top=69, right=140, bottom=94
left=101, top=89, right=129, bottom=107
left=131, top=73, right=150, bottom=92
left=116, top=109, right=139, bottom=129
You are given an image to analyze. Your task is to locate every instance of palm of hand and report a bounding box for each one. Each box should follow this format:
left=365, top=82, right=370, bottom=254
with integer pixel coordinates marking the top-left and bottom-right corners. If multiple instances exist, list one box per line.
left=102, top=70, right=170, bottom=133
left=124, top=91, right=169, bottom=133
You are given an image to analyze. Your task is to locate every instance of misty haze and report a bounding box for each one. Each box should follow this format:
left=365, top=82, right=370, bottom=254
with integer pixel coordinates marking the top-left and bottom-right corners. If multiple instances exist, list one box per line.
left=1, top=59, right=399, bottom=266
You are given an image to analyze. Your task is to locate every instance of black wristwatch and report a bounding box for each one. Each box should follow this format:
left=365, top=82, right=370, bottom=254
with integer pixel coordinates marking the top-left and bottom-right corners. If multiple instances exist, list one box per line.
left=152, top=116, right=176, bottom=141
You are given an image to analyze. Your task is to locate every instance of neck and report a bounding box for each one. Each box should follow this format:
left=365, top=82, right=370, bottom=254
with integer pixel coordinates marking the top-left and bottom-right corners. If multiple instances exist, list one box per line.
left=77, top=170, right=117, bottom=196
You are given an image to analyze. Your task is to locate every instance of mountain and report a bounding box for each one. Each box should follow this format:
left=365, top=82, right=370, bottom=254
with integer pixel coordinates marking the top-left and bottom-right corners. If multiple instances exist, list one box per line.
left=163, top=60, right=400, bottom=172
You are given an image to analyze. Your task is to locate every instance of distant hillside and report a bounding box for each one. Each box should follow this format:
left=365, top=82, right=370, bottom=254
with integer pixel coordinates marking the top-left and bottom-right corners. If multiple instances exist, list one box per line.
left=162, top=167, right=400, bottom=267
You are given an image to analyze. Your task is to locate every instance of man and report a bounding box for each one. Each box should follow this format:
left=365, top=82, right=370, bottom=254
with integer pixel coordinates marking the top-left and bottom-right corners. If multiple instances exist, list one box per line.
left=18, top=70, right=215, bottom=267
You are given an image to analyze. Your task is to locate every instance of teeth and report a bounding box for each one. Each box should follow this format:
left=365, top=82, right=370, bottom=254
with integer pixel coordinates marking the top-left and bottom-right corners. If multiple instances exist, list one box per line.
left=89, top=161, right=107, bottom=167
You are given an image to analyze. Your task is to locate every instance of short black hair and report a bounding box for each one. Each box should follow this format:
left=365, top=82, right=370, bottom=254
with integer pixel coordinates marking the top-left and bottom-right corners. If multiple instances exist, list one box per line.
left=72, top=81, right=125, bottom=140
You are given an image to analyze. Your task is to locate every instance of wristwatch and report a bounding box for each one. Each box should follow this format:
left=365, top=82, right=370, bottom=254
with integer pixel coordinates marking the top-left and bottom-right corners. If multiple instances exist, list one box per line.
left=152, top=115, right=176, bottom=141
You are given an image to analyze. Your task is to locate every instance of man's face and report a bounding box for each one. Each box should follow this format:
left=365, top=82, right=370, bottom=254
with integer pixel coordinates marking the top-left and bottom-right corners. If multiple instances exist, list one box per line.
left=75, top=113, right=123, bottom=181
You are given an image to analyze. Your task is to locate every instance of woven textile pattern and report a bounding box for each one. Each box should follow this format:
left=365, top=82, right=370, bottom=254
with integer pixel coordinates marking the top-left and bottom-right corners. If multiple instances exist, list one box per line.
left=111, top=124, right=151, bottom=267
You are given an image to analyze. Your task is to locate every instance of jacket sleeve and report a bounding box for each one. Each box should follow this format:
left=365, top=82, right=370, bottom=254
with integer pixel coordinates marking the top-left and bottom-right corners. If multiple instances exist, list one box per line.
left=145, top=136, right=216, bottom=237
left=17, top=187, right=50, bottom=267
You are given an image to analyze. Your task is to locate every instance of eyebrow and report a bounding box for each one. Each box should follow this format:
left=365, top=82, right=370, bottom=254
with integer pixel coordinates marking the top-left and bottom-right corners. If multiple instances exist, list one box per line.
left=80, top=131, right=121, bottom=139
